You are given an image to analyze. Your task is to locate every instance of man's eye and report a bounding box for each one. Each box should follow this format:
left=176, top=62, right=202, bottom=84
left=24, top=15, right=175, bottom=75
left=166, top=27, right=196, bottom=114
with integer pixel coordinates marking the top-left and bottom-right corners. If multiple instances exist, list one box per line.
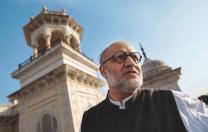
left=116, top=54, right=126, bottom=60
left=131, top=54, right=139, bottom=62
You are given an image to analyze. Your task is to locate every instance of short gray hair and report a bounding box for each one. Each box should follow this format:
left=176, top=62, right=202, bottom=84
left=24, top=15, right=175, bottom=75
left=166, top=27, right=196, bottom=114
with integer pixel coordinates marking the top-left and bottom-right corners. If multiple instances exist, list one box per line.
left=99, top=46, right=111, bottom=65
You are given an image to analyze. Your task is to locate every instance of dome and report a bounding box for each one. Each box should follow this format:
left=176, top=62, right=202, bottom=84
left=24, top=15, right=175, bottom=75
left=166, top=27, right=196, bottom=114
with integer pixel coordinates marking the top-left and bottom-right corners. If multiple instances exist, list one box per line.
left=141, top=57, right=171, bottom=78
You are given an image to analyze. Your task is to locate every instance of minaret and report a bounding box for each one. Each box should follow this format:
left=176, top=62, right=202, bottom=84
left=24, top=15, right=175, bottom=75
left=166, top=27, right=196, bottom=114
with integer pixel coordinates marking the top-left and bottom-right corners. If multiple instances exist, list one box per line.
left=140, top=44, right=181, bottom=91
left=8, top=8, right=104, bottom=132
left=140, top=42, right=147, bottom=59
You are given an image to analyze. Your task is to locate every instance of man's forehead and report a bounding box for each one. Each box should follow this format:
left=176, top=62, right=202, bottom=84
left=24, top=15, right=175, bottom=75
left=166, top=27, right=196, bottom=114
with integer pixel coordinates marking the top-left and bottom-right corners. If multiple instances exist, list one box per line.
left=105, top=43, right=135, bottom=55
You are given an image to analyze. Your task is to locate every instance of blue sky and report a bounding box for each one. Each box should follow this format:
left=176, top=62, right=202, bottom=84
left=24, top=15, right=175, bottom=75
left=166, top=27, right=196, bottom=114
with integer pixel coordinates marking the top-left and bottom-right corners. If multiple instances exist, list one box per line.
left=0, top=0, right=208, bottom=103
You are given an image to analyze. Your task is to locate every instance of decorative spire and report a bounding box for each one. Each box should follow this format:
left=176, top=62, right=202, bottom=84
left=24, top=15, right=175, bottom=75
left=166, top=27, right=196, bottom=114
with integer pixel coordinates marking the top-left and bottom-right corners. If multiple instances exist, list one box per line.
left=43, top=6, right=48, bottom=11
left=139, top=42, right=147, bottom=59
left=39, top=0, right=47, bottom=11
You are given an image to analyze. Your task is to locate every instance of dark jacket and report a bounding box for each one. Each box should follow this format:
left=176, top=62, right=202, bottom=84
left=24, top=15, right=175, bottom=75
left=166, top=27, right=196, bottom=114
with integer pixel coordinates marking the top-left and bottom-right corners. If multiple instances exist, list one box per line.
left=81, top=90, right=187, bottom=132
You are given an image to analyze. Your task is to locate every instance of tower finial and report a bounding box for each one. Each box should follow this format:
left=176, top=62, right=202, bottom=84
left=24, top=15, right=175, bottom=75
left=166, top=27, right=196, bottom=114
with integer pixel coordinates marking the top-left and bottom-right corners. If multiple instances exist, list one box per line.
left=43, top=6, right=48, bottom=11
left=139, top=42, right=147, bottom=59
left=39, top=0, right=47, bottom=11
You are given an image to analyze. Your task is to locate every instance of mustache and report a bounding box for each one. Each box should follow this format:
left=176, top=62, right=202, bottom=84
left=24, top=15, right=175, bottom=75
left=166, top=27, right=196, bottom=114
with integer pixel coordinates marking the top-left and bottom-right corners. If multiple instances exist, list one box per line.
left=123, top=67, right=140, bottom=74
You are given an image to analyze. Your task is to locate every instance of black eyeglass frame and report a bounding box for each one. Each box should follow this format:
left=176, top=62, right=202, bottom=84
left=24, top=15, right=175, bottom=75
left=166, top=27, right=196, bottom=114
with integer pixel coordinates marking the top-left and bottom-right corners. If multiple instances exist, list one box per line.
left=101, top=51, right=142, bottom=65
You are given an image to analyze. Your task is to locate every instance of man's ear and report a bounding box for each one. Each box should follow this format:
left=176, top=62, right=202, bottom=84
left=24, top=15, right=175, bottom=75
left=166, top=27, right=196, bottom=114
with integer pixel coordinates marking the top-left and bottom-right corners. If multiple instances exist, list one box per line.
left=99, top=65, right=107, bottom=78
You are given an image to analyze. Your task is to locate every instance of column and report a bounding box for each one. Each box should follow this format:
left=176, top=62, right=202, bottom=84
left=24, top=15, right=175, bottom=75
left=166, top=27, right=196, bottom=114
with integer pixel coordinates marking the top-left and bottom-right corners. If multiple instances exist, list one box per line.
left=45, top=35, right=51, bottom=49
left=44, top=27, right=51, bottom=49
left=34, top=48, right=38, bottom=57
left=65, top=35, right=71, bottom=46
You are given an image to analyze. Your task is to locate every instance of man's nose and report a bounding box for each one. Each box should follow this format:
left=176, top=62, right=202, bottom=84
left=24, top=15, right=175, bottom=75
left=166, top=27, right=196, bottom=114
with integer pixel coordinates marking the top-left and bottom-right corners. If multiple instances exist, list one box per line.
left=125, top=56, right=137, bottom=66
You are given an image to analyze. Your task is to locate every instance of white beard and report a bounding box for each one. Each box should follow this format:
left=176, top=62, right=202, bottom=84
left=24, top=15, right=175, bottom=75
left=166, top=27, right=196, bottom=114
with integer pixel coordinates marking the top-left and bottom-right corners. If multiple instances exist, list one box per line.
left=106, top=73, right=143, bottom=93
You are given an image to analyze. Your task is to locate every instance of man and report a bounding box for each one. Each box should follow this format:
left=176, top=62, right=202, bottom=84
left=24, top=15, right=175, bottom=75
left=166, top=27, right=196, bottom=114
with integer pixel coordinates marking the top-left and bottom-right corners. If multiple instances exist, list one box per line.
left=81, top=41, right=208, bottom=132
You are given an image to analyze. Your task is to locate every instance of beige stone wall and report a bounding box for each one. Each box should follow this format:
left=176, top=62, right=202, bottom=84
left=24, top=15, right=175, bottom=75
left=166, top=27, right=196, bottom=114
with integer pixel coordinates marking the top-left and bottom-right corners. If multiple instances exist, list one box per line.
left=66, top=80, right=104, bottom=132
left=0, top=105, right=12, bottom=116
left=10, top=64, right=104, bottom=132
left=142, top=74, right=180, bottom=91
left=16, top=80, right=104, bottom=132
left=0, top=122, right=18, bottom=132
left=16, top=81, right=75, bottom=132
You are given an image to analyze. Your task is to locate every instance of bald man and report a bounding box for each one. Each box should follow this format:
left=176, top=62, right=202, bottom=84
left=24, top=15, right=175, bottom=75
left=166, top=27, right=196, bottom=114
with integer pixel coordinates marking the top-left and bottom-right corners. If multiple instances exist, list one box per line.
left=81, top=41, right=208, bottom=132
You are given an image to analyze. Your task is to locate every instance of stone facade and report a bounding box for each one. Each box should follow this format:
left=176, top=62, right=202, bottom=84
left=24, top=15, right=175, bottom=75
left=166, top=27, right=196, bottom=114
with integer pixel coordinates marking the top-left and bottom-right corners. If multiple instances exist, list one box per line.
left=0, top=105, right=18, bottom=132
left=8, top=65, right=104, bottom=132
left=0, top=8, right=104, bottom=132
left=141, top=57, right=181, bottom=91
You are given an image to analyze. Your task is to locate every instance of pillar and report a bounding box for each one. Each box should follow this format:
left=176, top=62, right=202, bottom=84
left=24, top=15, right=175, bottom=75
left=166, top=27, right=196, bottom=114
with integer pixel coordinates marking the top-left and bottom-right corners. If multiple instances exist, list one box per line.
left=45, top=35, right=51, bottom=49
left=34, top=48, right=38, bottom=57
left=65, top=35, right=71, bottom=46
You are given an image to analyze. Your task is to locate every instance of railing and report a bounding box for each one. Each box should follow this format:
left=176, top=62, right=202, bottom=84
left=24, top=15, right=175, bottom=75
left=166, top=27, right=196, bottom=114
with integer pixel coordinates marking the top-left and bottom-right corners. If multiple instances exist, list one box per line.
left=18, top=40, right=94, bottom=70
left=18, top=43, right=58, bottom=70
left=18, top=55, right=35, bottom=70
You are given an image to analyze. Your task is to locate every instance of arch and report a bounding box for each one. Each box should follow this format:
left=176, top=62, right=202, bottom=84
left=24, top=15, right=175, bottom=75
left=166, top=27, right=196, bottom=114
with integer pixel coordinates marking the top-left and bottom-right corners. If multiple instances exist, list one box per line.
left=50, top=30, right=65, bottom=46
left=36, top=35, right=46, bottom=55
left=35, top=111, right=59, bottom=132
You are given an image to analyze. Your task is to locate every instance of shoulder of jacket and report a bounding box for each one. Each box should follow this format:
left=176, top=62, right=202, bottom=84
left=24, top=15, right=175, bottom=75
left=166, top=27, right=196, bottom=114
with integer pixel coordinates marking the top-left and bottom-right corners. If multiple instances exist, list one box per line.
left=84, top=99, right=107, bottom=114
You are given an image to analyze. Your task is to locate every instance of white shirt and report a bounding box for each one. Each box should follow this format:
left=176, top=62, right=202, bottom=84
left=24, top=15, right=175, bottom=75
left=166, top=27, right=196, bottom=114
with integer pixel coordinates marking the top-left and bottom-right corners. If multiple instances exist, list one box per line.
left=172, top=90, right=208, bottom=132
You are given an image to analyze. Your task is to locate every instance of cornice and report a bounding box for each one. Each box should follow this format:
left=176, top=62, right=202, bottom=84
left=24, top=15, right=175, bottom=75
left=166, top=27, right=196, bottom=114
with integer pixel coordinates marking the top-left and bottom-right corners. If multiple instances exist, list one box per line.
left=8, top=65, right=105, bottom=103
left=8, top=65, right=66, bottom=103
left=65, top=65, right=105, bottom=88
left=143, top=67, right=181, bottom=84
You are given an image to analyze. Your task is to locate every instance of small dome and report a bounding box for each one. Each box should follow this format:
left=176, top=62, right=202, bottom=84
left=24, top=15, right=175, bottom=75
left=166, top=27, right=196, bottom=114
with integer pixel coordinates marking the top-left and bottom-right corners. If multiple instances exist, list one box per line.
left=141, top=58, right=171, bottom=78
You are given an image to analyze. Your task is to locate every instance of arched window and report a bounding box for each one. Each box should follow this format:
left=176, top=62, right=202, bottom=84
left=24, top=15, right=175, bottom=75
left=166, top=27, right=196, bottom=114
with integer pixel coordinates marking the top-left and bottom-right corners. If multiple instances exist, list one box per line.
left=51, top=30, right=65, bottom=46
left=37, top=113, right=57, bottom=132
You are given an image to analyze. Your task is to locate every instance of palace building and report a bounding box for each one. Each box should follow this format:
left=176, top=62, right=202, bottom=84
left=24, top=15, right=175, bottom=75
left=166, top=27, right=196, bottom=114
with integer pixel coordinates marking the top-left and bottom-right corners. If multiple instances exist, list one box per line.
left=0, top=8, right=105, bottom=132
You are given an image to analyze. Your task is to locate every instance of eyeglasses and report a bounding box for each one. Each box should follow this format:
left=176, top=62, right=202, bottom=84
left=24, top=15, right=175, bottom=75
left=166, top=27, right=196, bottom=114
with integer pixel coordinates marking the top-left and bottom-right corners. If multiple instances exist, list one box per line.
left=101, top=51, right=142, bottom=65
